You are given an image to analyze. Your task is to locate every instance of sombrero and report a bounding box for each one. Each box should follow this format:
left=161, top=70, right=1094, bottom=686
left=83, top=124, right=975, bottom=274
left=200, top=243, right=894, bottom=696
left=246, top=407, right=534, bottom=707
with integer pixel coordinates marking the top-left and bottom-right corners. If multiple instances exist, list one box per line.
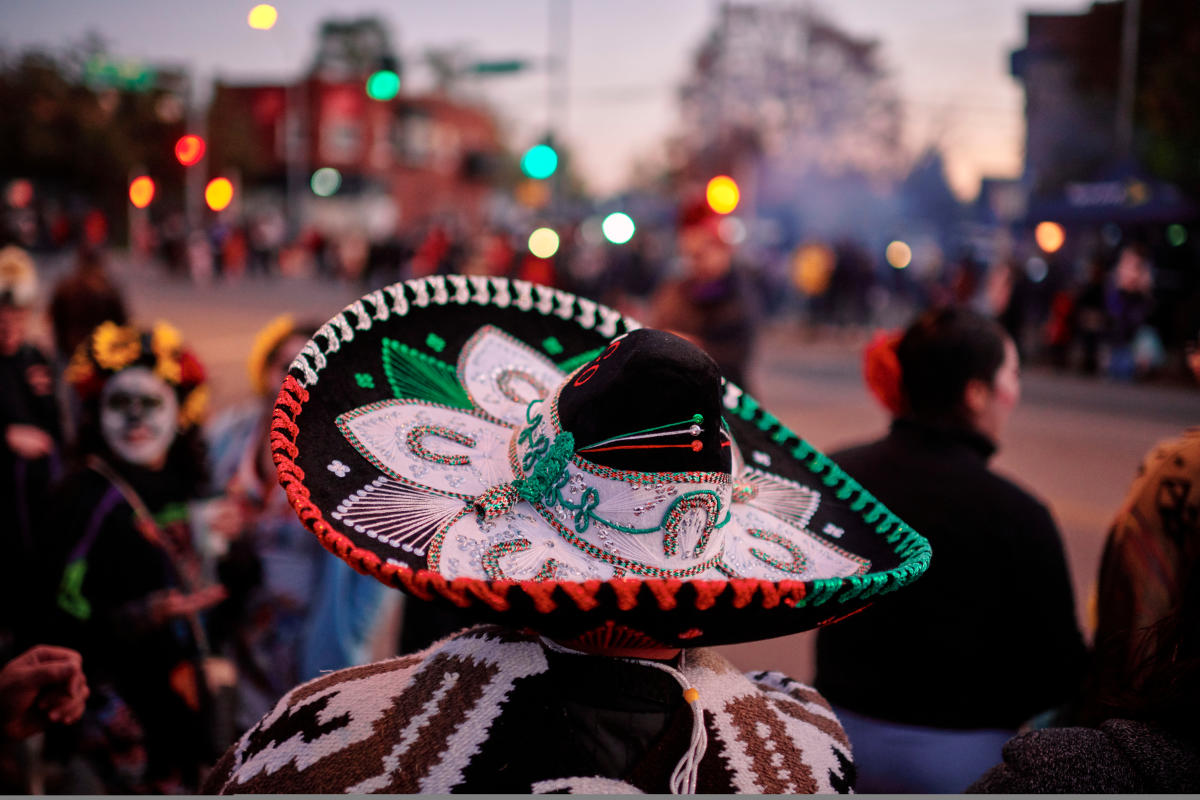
left=271, top=275, right=930, bottom=648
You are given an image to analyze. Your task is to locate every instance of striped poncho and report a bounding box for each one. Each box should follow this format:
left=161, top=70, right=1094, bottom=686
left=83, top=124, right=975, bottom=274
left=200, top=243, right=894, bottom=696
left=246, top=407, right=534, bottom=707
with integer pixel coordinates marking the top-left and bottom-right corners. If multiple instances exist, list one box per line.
left=205, top=625, right=854, bottom=794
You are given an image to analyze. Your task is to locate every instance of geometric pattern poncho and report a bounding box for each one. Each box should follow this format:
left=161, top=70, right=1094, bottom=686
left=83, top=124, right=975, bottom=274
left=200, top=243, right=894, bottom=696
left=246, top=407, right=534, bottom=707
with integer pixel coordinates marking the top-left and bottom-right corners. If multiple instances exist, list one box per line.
left=204, top=625, right=854, bottom=794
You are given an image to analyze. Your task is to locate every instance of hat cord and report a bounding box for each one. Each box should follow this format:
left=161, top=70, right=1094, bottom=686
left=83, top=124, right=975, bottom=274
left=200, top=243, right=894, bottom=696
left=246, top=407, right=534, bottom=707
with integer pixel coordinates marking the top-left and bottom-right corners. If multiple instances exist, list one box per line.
left=475, top=431, right=575, bottom=520
left=540, top=638, right=707, bottom=794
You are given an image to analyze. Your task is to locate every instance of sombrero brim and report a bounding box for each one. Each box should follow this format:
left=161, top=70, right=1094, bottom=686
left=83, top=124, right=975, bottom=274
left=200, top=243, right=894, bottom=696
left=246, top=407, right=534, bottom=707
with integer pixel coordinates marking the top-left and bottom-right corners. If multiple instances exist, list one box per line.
left=272, top=275, right=930, bottom=648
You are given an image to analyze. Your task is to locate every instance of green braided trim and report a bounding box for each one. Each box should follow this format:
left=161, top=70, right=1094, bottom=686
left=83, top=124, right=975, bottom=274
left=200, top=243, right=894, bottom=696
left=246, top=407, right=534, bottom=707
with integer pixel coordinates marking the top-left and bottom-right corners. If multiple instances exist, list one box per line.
left=723, top=385, right=933, bottom=606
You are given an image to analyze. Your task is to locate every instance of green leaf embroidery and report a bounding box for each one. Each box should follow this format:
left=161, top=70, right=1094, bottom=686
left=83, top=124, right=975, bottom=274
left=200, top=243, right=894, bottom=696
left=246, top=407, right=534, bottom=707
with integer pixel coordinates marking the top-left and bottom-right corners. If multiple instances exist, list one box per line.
left=381, top=337, right=472, bottom=409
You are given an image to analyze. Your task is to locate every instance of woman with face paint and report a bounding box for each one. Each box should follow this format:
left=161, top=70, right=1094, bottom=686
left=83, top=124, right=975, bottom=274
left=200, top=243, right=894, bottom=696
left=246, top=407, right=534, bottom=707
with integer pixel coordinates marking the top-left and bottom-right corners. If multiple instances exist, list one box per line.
left=37, top=321, right=226, bottom=793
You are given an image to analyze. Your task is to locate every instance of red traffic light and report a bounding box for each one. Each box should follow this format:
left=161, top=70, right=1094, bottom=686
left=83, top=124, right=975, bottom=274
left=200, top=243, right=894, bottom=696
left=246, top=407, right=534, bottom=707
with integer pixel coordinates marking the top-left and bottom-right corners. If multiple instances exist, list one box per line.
left=174, top=135, right=206, bottom=167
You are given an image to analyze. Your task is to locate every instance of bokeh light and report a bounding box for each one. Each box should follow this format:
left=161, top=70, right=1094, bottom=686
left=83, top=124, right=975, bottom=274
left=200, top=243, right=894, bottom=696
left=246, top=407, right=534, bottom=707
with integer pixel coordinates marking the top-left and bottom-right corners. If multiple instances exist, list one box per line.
left=718, top=215, right=746, bottom=245
left=366, top=70, right=401, bottom=101
left=247, top=4, right=278, bottom=30
left=885, top=240, right=912, bottom=269
left=1035, top=221, right=1065, bottom=253
left=174, top=134, right=206, bottom=166
left=1167, top=223, right=1188, bottom=247
left=128, top=176, right=155, bottom=208
left=310, top=167, right=342, bottom=197
left=791, top=243, right=835, bottom=296
left=528, top=227, right=560, bottom=259
left=6, top=179, right=33, bottom=209
left=705, top=175, right=739, bottom=214
left=521, top=144, right=558, bottom=180
left=601, top=212, right=635, bottom=245
left=204, top=177, right=234, bottom=211
left=1026, top=256, right=1049, bottom=283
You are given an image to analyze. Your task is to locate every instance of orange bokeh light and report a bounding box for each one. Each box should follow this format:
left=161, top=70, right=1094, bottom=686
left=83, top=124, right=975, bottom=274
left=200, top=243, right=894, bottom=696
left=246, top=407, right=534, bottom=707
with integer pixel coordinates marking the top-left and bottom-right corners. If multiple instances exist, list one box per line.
left=128, top=176, right=155, bottom=208
left=204, top=177, right=234, bottom=211
left=1035, top=221, right=1065, bottom=254
left=174, top=134, right=206, bottom=167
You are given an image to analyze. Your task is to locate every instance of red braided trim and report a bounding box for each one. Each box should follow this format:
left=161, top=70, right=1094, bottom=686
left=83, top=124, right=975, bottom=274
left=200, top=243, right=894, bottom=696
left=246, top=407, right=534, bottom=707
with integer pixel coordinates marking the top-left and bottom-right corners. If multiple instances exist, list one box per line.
left=522, top=581, right=559, bottom=614
left=777, top=580, right=807, bottom=608
left=610, top=579, right=642, bottom=611
left=271, top=407, right=299, bottom=438
left=644, top=579, right=683, bottom=611
left=463, top=580, right=514, bottom=612
left=439, top=578, right=475, bottom=608
left=692, top=581, right=728, bottom=611
left=559, top=579, right=603, bottom=612
left=729, top=579, right=760, bottom=609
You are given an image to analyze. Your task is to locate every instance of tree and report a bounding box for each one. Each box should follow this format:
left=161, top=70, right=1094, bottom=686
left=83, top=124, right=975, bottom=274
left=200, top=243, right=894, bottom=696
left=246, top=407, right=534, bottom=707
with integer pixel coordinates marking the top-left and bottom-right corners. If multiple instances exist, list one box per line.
left=677, top=2, right=904, bottom=182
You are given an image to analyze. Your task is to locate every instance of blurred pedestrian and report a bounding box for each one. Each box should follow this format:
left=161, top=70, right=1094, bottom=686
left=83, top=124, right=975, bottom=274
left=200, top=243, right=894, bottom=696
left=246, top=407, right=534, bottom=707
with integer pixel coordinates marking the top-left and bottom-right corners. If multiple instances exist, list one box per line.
left=815, top=307, right=1086, bottom=793
left=970, top=427, right=1200, bottom=792
left=204, top=283, right=934, bottom=793
left=0, top=246, right=63, bottom=657
left=1074, top=257, right=1108, bottom=375
left=41, top=322, right=228, bottom=793
left=47, top=245, right=128, bottom=442
left=1106, top=243, right=1155, bottom=381
left=649, top=199, right=759, bottom=389
left=205, top=314, right=390, bottom=731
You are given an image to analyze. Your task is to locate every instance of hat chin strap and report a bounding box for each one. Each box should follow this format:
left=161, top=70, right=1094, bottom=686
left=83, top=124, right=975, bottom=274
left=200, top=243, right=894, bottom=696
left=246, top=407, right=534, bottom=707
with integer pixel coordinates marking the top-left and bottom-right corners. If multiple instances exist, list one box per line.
left=541, top=637, right=707, bottom=794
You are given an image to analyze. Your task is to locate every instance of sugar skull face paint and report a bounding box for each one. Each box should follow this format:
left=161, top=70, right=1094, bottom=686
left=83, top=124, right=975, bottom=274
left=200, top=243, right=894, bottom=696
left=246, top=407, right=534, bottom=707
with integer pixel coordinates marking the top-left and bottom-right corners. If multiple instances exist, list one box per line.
left=99, top=367, right=178, bottom=468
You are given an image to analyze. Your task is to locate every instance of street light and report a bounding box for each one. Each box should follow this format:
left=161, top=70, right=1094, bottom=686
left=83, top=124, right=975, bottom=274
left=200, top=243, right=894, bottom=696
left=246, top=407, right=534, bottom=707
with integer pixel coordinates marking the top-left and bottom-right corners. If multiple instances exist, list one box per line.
left=310, top=167, right=342, bottom=197
left=528, top=227, right=560, bottom=258
left=247, top=4, right=278, bottom=30
left=1035, top=221, right=1065, bottom=254
left=205, top=177, right=234, bottom=212
left=886, top=240, right=912, bottom=269
left=601, top=212, right=635, bottom=245
left=128, top=176, right=156, bottom=208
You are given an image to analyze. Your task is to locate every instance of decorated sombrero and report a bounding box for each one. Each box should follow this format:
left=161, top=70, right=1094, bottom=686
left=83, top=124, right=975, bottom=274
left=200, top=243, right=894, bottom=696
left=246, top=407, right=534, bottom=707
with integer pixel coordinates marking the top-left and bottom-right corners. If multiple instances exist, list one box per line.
left=271, top=275, right=930, bottom=648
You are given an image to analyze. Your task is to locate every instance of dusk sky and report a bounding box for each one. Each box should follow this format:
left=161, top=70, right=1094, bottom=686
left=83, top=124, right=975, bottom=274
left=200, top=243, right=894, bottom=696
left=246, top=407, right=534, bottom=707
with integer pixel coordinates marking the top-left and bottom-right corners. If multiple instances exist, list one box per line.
left=4, top=0, right=1091, bottom=199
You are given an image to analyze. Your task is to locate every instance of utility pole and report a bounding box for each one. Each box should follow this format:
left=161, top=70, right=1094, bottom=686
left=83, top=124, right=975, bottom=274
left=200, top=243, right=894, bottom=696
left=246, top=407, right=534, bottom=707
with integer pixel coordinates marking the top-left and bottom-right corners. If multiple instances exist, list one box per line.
left=547, top=0, right=570, bottom=213
left=1115, top=0, right=1141, bottom=160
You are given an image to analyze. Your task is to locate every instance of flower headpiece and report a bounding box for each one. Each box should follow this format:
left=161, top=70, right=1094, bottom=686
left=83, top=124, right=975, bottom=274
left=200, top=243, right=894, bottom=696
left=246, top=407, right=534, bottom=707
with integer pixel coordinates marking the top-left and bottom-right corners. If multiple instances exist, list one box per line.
left=247, top=314, right=297, bottom=397
left=66, top=320, right=209, bottom=429
left=0, top=246, right=38, bottom=308
left=863, top=329, right=906, bottom=417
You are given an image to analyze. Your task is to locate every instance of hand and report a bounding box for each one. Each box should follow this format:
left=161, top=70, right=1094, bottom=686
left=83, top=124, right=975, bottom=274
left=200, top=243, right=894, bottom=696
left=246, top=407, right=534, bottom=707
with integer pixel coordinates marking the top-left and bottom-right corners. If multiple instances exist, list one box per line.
left=0, top=645, right=90, bottom=739
left=5, top=424, right=54, bottom=459
left=205, top=497, right=249, bottom=543
left=147, top=585, right=228, bottom=626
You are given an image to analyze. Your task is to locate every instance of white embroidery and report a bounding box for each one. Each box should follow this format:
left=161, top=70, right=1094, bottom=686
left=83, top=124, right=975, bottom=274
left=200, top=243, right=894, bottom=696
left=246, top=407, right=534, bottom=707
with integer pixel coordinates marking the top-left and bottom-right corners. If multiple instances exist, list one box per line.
left=327, top=460, right=351, bottom=477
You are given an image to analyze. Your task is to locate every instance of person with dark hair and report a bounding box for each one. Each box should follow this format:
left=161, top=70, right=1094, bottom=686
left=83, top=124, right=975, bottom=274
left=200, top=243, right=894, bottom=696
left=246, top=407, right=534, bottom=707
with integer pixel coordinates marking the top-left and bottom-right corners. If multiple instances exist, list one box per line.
left=205, top=315, right=389, bottom=732
left=814, top=306, right=1086, bottom=793
left=970, top=428, right=1200, bottom=792
left=39, top=322, right=227, bottom=793
left=47, top=245, right=128, bottom=443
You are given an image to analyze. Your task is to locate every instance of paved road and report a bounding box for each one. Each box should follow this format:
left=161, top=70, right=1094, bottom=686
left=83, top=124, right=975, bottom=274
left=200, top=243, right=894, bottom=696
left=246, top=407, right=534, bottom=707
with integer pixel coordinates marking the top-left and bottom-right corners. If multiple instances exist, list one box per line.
left=45, top=263, right=1196, bottom=682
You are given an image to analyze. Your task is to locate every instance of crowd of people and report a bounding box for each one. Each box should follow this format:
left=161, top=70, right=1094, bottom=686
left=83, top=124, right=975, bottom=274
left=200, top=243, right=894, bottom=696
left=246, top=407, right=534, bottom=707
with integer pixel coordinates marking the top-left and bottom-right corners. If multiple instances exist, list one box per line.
left=0, top=196, right=1197, bottom=793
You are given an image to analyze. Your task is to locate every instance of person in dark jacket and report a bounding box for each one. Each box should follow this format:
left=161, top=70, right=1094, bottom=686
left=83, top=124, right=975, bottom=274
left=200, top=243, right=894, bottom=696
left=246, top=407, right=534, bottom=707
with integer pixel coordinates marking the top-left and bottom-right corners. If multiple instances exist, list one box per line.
left=971, top=427, right=1200, bottom=793
left=814, top=307, right=1086, bottom=793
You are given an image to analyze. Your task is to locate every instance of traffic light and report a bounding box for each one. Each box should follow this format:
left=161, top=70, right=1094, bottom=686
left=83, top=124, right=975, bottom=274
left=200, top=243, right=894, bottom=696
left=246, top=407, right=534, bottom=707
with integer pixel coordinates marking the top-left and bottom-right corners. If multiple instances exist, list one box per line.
left=205, top=177, right=234, bottom=212
left=521, top=143, right=558, bottom=180
left=128, top=176, right=156, bottom=208
left=705, top=175, right=740, bottom=215
left=366, top=69, right=400, bottom=101
left=174, top=135, right=206, bottom=167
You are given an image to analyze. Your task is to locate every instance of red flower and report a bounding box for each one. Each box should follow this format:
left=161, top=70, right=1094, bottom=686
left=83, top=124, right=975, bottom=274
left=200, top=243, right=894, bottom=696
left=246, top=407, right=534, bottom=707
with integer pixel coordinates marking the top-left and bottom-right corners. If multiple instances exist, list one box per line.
left=179, top=350, right=207, bottom=388
left=863, top=329, right=906, bottom=417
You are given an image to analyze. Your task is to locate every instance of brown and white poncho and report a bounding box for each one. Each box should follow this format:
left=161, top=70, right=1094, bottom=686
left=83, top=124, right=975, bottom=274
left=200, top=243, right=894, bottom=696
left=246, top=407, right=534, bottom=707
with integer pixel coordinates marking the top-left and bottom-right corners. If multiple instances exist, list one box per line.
left=205, top=625, right=854, bottom=794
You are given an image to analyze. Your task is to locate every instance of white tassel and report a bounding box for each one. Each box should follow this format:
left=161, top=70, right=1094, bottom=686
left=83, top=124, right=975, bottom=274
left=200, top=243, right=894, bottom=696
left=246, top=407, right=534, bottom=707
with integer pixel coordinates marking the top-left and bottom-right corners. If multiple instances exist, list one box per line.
left=540, top=639, right=708, bottom=794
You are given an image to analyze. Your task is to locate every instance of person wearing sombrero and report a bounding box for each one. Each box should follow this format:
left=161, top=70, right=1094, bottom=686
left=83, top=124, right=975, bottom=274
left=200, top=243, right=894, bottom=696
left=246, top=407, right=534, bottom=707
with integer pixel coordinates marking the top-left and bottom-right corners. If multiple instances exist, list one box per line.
left=205, top=275, right=931, bottom=794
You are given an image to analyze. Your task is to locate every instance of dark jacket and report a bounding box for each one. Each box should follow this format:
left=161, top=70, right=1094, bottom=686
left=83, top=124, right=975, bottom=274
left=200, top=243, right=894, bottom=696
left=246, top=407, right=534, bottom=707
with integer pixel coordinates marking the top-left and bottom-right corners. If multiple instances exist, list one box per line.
left=815, top=418, right=1086, bottom=730
left=968, top=719, right=1200, bottom=792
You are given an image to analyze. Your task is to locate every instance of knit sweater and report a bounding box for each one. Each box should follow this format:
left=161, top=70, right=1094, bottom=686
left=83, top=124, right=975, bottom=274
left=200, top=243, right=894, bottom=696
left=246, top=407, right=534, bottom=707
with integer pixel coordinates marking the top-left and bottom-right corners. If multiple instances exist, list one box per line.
left=205, top=624, right=854, bottom=794
left=968, top=719, right=1200, bottom=793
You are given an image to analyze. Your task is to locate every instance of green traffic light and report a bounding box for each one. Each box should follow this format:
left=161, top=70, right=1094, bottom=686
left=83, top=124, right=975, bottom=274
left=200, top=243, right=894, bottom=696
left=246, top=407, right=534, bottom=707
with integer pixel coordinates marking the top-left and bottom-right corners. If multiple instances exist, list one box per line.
left=521, top=144, right=558, bottom=180
left=366, top=70, right=400, bottom=101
